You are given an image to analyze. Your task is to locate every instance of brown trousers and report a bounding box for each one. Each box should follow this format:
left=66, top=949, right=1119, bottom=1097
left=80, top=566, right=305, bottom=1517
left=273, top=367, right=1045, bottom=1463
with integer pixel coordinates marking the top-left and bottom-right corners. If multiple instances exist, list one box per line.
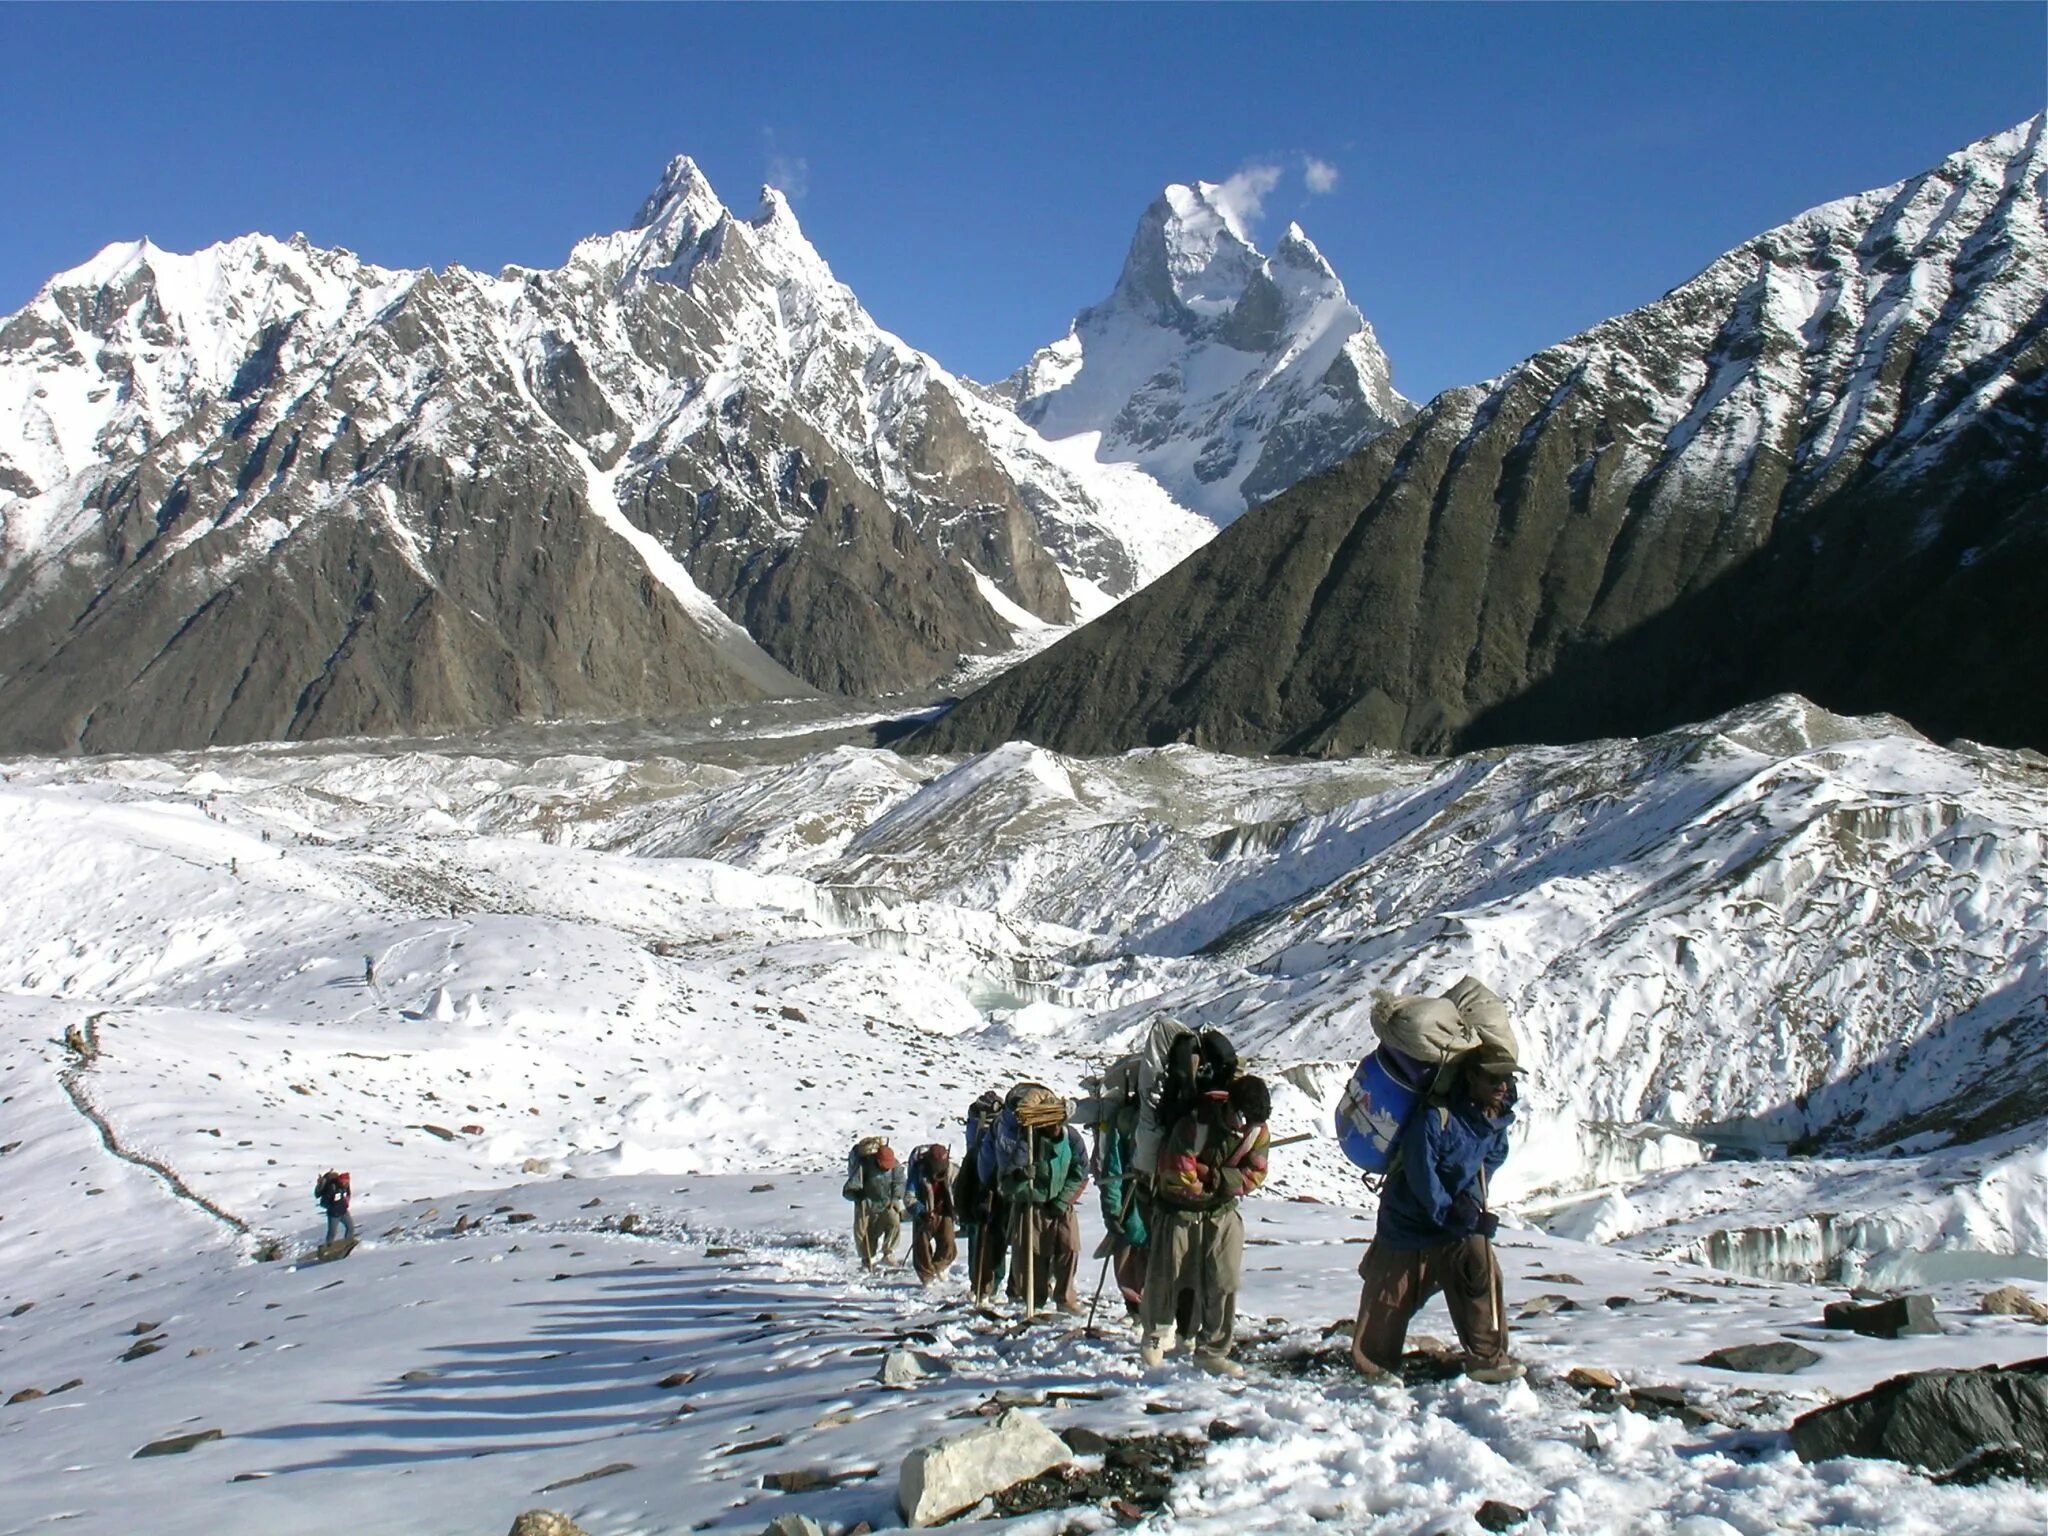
left=1140, top=1204, right=1244, bottom=1355
left=912, top=1214, right=958, bottom=1283
left=967, top=1194, right=1010, bottom=1300
left=1354, top=1234, right=1509, bottom=1371
left=1007, top=1201, right=1080, bottom=1308
left=1112, top=1240, right=1149, bottom=1312
left=853, top=1201, right=900, bottom=1269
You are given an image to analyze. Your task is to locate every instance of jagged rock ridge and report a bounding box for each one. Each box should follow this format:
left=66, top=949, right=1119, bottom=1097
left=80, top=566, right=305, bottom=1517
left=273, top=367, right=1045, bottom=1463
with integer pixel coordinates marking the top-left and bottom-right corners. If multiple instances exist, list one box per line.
left=1005, top=179, right=1413, bottom=523
left=0, top=160, right=1215, bottom=752
left=920, top=117, right=2048, bottom=759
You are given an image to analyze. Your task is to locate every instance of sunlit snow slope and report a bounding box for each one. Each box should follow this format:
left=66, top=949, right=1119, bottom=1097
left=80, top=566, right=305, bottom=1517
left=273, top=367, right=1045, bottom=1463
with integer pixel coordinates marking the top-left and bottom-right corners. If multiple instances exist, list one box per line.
left=1, top=696, right=2044, bottom=1535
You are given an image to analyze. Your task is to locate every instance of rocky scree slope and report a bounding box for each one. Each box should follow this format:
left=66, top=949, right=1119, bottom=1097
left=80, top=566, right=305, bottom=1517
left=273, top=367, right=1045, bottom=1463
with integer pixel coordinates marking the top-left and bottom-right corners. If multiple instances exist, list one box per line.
left=1005, top=178, right=1412, bottom=523
left=0, top=159, right=1206, bottom=753
left=922, top=118, right=2048, bottom=759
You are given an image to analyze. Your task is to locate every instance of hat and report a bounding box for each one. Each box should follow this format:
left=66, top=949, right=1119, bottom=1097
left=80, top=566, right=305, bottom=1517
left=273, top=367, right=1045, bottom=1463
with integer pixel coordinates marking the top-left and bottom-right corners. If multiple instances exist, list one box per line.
left=1465, top=1047, right=1523, bottom=1078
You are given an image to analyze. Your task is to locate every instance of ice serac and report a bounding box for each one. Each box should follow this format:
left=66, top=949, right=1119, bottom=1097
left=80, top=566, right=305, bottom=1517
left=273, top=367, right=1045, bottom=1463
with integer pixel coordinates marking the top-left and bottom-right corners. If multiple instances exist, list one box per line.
left=925, top=117, right=2048, bottom=759
left=0, top=159, right=1200, bottom=753
left=1006, top=179, right=1413, bottom=523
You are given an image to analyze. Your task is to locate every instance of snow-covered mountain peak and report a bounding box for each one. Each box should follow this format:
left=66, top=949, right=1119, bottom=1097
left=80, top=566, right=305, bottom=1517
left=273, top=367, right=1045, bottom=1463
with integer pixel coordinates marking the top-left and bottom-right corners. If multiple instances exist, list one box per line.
left=1112, top=181, right=1266, bottom=323
left=1009, top=180, right=1412, bottom=523
left=1272, top=221, right=1337, bottom=277
left=0, top=231, right=416, bottom=503
left=582, top=156, right=733, bottom=288
left=630, top=152, right=722, bottom=233
left=57, top=235, right=159, bottom=291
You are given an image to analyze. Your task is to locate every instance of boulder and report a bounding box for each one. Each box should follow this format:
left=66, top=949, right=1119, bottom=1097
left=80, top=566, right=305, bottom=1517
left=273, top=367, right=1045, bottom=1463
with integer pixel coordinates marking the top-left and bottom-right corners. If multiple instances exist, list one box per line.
left=1566, top=1367, right=1620, bottom=1391
left=1822, top=1295, right=1940, bottom=1339
left=880, top=1349, right=951, bottom=1387
left=897, top=1408, right=1072, bottom=1526
left=1696, top=1342, right=1822, bottom=1374
left=507, top=1514, right=589, bottom=1536
left=1476, top=1502, right=1529, bottom=1532
left=760, top=1519, right=826, bottom=1536
left=134, top=1428, right=224, bottom=1457
left=1983, top=1287, right=2048, bottom=1322
left=1790, top=1359, right=2048, bottom=1477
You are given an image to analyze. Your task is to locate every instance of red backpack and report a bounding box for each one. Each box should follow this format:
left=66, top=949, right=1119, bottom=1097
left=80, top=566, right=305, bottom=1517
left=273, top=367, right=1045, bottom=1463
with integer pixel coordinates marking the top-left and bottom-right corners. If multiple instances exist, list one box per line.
left=315, top=1171, right=351, bottom=1206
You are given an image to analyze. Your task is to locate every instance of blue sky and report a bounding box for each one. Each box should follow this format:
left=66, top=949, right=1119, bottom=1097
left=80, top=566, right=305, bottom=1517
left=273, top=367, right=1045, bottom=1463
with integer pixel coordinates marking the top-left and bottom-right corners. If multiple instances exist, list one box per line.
left=2, top=3, right=2041, bottom=403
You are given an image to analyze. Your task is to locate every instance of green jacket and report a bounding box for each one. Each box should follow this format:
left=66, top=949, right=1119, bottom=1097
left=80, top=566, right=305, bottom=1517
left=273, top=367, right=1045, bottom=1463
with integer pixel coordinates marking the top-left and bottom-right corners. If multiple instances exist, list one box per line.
left=1001, top=1124, right=1088, bottom=1210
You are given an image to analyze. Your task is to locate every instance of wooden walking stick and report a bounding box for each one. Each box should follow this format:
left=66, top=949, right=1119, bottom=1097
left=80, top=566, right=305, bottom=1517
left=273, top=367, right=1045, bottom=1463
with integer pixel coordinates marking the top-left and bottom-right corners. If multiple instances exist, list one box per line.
left=1023, top=1122, right=1039, bottom=1318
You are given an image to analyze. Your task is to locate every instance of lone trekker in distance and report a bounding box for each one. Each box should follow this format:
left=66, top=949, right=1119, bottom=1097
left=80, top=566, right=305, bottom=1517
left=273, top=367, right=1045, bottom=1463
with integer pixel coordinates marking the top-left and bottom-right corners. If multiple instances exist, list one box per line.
left=1353, top=1048, right=1524, bottom=1383
left=314, top=1168, right=355, bottom=1254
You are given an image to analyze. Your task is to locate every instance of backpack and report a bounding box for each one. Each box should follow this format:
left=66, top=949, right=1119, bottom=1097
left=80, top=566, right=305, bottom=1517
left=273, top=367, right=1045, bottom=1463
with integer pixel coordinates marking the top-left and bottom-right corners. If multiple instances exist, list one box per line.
left=1156, top=1028, right=1238, bottom=1142
left=1077, top=1018, right=1239, bottom=1181
left=995, top=1083, right=1067, bottom=1176
left=1334, top=1046, right=1439, bottom=1175
left=314, top=1170, right=351, bottom=1206
left=1336, top=977, right=1519, bottom=1175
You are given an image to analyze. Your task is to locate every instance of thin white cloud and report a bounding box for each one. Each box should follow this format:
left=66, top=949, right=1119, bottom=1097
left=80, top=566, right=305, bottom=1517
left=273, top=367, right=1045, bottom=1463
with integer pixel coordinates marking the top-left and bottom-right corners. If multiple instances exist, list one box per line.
left=766, top=154, right=810, bottom=200
left=761, top=128, right=809, bottom=200
left=1212, top=162, right=1283, bottom=237
left=1304, top=156, right=1340, bottom=195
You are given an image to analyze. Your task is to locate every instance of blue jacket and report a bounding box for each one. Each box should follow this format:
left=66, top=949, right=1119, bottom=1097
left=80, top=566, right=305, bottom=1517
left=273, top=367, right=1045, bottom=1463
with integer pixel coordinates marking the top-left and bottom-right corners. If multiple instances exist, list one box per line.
left=1374, top=1093, right=1513, bottom=1249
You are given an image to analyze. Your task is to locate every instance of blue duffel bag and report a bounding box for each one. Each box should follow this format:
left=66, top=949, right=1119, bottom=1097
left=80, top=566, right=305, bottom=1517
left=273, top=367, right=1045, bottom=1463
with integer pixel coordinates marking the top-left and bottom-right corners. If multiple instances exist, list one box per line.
left=1334, top=1045, right=1441, bottom=1174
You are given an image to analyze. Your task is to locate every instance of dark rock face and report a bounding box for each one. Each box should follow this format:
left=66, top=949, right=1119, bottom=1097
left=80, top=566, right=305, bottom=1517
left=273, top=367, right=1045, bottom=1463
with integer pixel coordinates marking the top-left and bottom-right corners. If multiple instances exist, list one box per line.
left=916, top=118, right=2048, bottom=760
left=1790, top=1357, right=2048, bottom=1476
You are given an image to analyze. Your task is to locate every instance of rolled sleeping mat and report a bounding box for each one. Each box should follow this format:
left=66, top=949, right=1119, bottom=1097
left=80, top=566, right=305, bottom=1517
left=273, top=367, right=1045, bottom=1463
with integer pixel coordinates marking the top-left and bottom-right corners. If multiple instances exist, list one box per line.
left=1334, top=1044, right=1439, bottom=1173
left=1444, top=975, right=1518, bottom=1065
left=1371, top=992, right=1477, bottom=1060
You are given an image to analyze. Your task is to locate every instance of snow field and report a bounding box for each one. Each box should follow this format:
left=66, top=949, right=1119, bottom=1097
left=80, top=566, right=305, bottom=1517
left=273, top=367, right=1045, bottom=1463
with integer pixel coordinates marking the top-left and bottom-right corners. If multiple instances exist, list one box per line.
left=0, top=698, right=2044, bottom=1532
left=3, top=1102, right=2043, bottom=1536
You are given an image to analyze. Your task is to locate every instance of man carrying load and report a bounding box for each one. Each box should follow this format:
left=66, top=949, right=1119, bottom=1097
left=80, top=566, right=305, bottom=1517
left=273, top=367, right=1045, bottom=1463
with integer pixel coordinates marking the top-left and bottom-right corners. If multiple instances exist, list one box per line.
left=1337, top=977, right=1526, bottom=1383
left=843, top=1136, right=906, bottom=1271
left=996, top=1084, right=1089, bottom=1314
left=1139, top=1075, right=1272, bottom=1374
left=1353, top=1046, right=1522, bottom=1381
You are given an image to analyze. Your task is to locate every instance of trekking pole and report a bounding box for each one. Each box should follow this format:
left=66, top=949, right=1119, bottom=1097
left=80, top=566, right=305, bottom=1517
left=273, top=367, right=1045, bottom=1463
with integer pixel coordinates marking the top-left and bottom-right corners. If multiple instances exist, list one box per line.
left=1479, top=1165, right=1500, bottom=1348
left=1084, top=1250, right=1112, bottom=1337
